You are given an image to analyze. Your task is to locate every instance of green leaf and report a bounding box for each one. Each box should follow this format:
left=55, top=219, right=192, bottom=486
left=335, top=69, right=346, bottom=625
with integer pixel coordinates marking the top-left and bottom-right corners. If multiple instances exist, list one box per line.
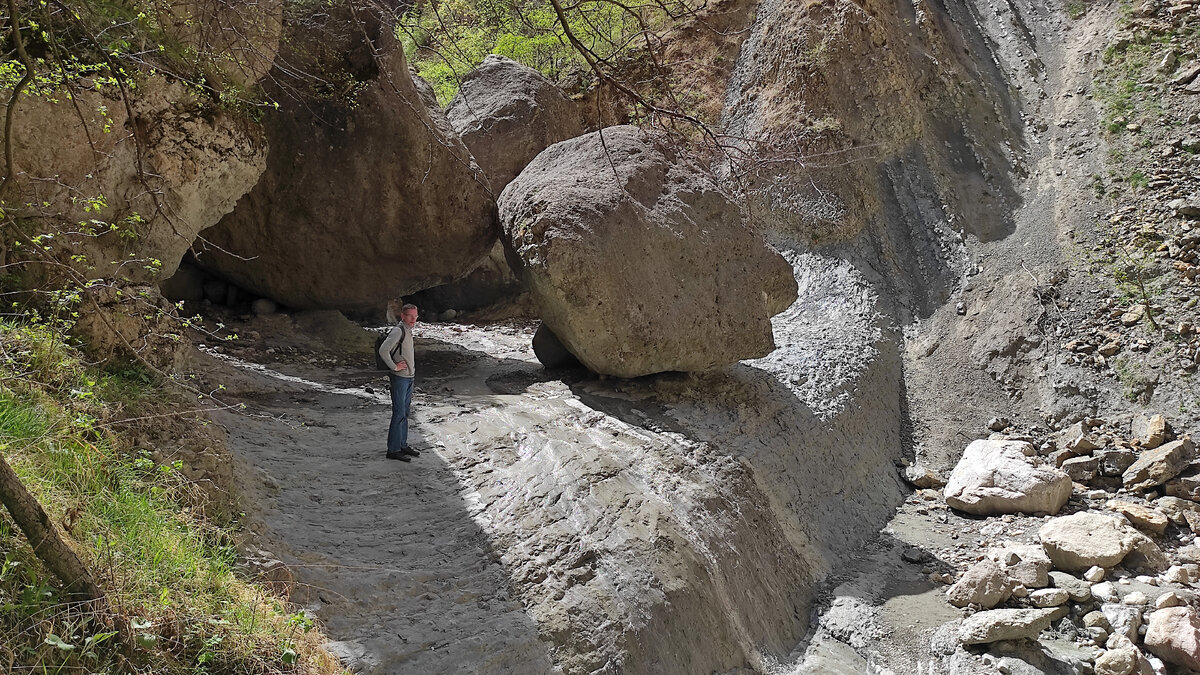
left=44, top=633, right=75, bottom=651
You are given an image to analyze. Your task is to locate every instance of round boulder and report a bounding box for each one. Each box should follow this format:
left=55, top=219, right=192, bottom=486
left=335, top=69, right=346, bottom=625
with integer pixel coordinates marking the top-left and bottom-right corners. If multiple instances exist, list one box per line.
left=499, top=125, right=798, bottom=378
left=943, top=439, right=1072, bottom=516
left=1038, top=512, right=1139, bottom=572
left=447, top=54, right=587, bottom=196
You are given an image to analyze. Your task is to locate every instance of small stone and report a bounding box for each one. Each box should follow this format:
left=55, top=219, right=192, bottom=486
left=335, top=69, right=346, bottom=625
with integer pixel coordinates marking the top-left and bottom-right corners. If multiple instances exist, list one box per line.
left=1085, top=610, right=1113, bottom=630
left=1123, top=591, right=1148, bottom=606
left=1157, top=592, right=1185, bottom=609
left=1155, top=496, right=1200, bottom=526
left=1040, top=512, right=1139, bottom=571
left=1131, top=414, right=1169, bottom=449
left=1102, top=603, right=1144, bottom=642
left=1049, top=570, right=1093, bottom=602
left=902, top=547, right=932, bottom=564
left=988, top=416, right=1010, bottom=431
left=1011, top=584, right=1030, bottom=598
left=902, top=463, right=946, bottom=489
left=1094, top=647, right=1139, bottom=675
left=1093, top=581, right=1119, bottom=603
left=947, top=560, right=1014, bottom=609
left=987, top=542, right=1052, bottom=588
left=1063, top=455, right=1101, bottom=481
left=1165, top=565, right=1192, bottom=584
left=1085, top=566, right=1107, bottom=582
left=1030, top=587, right=1070, bottom=607
left=1097, top=448, right=1138, bottom=477
left=1121, top=304, right=1148, bottom=326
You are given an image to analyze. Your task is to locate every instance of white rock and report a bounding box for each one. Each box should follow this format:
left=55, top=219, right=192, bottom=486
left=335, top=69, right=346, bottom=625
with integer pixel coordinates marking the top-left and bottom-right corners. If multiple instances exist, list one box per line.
left=1123, top=439, right=1196, bottom=491
left=946, top=560, right=1013, bottom=609
left=945, top=439, right=1072, bottom=516
left=987, top=541, right=1052, bottom=588
left=1039, top=512, right=1139, bottom=571
left=1164, top=565, right=1192, bottom=584
left=1030, top=588, right=1070, bottom=607
left=1156, top=592, right=1185, bottom=609
left=1093, top=582, right=1119, bottom=603
left=1086, top=566, right=1107, bottom=582
left=1144, top=606, right=1200, bottom=670
left=1094, top=647, right=1139, bottom=675
left=1103, top=603, right=1144, bottom=643
left=1123, top=591, right=1148, bottom=606
left=958, top=607, right=1058, bottom=645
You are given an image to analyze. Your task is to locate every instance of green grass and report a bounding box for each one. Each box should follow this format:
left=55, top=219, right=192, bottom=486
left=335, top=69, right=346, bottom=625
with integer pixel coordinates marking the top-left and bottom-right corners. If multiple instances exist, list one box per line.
left=399, top=0, right=698, bottom=104
left=0, top=320, right=340, bottom=673
left=1066, top=0, right=1091, bottom=19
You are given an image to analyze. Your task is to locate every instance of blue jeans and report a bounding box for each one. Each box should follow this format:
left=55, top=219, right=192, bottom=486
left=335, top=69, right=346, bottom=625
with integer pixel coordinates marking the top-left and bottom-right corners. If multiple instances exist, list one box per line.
left=387, top=375, right=414, bottom=452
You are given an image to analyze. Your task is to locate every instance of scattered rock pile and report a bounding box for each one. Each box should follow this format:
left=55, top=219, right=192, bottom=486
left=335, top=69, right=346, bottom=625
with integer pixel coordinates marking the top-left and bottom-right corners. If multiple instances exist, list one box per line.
left=906, top=413, right=1200, bottom=672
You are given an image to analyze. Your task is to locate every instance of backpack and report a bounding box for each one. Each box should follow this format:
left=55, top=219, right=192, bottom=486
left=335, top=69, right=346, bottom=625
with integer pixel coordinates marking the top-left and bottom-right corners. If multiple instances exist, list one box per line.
left=374, top=325, right=406, bottom=371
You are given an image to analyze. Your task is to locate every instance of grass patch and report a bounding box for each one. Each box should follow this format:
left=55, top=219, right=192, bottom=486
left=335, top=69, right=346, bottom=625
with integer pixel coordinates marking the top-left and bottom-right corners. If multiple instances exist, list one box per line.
left=0, top=320, right=341, bottom=673
left=1095, top=34, right=1173, bottom=133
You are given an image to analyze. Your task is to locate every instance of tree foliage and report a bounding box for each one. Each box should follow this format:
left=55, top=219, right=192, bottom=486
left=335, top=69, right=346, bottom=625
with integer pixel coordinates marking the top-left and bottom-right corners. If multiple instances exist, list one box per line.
left=399, top=0, right=699, bottom=104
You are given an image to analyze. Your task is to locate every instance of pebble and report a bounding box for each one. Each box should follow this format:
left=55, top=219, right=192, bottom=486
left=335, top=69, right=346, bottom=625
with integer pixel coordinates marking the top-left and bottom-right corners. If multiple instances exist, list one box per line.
left=1122, top=591, right=1147, bottom=606
left=1085, top=566, right=1106, bottom=582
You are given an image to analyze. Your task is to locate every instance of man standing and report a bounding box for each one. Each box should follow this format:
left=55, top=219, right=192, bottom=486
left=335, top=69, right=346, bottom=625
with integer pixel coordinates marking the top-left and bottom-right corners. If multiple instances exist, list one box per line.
left=379, top=303, right=421, bottom=461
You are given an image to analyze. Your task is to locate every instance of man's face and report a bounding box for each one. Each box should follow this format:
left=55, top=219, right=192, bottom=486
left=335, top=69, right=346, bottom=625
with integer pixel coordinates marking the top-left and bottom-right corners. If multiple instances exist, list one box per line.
left=401, top=308, right=418, bottom=328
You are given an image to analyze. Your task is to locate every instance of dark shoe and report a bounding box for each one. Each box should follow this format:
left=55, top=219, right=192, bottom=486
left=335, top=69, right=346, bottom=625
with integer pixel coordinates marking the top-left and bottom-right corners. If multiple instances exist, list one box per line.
left=385, top=451, right=411, bottom=462
left=400, top=446, right=421, bottom=457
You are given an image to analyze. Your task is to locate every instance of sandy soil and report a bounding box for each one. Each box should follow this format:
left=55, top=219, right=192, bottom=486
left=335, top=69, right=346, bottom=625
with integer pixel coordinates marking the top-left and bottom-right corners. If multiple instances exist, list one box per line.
left=207, top=322, right=560, bottom=674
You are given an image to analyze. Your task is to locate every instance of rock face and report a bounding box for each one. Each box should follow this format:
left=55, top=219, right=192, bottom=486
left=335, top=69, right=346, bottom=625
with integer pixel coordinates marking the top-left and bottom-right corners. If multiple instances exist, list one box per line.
left=6, top=76, right=265, bottom=285
left=943, top=439, right=1072, bottom=516
left=447, top=55, right=587, bottom=196
left=1038, top=513, right=1138, bottom=572
left=499, top=126, right=798, bottom=377
left=1123, top=438, right=1196, bottom=491
left=1144, top=606, right=1200, bottom=670
left=196, top=14, right=496, bottom=312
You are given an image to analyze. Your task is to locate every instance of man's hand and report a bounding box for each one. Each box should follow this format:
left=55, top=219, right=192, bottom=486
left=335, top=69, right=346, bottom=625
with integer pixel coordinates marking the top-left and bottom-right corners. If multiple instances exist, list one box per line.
left=395, top=360, right=408, bottom=373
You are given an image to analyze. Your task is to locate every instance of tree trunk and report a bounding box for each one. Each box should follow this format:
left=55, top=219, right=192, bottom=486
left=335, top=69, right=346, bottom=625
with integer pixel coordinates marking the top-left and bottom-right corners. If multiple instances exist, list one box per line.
left=0, top=452, right=105, bottom=602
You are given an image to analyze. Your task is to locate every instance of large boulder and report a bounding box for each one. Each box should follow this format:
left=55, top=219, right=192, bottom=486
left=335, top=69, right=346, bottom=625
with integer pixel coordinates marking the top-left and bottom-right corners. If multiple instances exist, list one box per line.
left=432, top=55, right=591, bottom=312
left=958, top=608, right=1058, bottom=645
left=1038, top=512, right=1139, bottom=572
left=499, top=126, right=798, bottom=377
left=447, top=54, right=587, bottom=195
left=4, top=76, right=265, bottom=286
left=195, top=12, right=496, bottom=313
left=943, top=440, right=1072, bottom=516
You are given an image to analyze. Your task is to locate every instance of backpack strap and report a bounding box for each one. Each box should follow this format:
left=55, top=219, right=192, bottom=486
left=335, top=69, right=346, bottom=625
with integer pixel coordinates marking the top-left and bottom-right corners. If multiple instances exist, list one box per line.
left=388, top=324, right=407, bottom=362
